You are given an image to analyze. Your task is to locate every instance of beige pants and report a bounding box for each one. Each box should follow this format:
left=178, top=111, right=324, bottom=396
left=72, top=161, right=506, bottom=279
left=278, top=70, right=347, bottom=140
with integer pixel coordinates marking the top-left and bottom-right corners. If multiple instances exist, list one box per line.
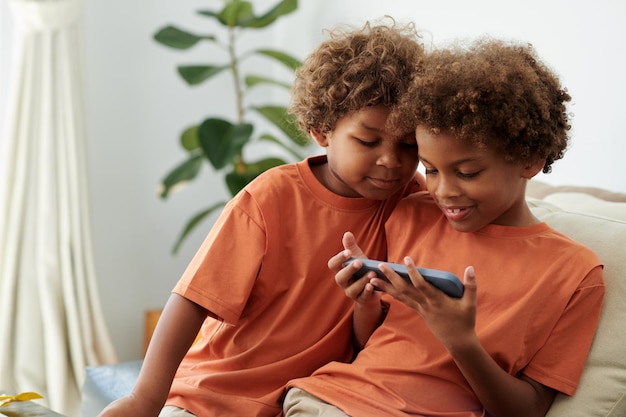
left=159, top=406, right=196, bottom=417
left=283, top=388, right=351, bottom=417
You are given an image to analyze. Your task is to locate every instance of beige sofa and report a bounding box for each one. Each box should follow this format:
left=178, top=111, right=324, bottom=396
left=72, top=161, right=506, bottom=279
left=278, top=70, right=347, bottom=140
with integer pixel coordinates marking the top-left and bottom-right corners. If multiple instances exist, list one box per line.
left=526, top=181, right=626, bottom=417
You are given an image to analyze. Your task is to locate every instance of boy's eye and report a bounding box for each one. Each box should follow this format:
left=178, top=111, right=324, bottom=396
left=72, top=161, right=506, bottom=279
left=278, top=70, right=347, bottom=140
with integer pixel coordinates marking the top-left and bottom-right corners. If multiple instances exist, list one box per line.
left=356, top=138, right=378, bottom=147
left=458, top=171, right=480, bottom=179
left=423, top=169, right=480, bottom=178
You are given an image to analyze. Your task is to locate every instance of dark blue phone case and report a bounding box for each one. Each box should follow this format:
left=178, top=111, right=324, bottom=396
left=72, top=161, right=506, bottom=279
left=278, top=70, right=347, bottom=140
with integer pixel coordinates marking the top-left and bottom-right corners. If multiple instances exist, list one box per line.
left=343, top=257, right=464, bottom=298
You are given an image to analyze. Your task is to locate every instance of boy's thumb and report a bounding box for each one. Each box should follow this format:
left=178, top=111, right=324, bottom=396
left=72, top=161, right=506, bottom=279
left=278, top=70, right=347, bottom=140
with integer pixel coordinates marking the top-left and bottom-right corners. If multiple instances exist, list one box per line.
left=342, top=231, right=366, bottom=257
left=464, top=266, right=478, bottom=293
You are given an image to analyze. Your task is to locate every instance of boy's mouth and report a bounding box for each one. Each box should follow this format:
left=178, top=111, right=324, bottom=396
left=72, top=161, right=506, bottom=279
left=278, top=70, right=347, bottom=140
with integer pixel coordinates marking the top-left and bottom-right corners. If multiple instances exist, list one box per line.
left=368, top=177, right=400, bottom=190
left=441, top=205, right=472, bottom=221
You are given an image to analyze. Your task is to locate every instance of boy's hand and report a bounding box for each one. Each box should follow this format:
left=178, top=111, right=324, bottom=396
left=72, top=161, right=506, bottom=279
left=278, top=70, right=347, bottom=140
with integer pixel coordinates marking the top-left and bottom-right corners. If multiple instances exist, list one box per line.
left=98, top=393, right=162, bottom=417
left=328, top=232, right=384, bottom=349
left=327, top=231, right=366, bottom=272
left=372, top=258, right=478, bottom=351
left=329, top=232, right=380, bottom=306
left=336, top=256, right=381, bottom=307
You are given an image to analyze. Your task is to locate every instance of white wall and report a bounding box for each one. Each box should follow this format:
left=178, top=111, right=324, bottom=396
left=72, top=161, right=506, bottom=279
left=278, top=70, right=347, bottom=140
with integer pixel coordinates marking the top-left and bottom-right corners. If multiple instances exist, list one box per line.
left=1, top=0, right=625, bottom=361
left=287, top=0, right=626, bottom=192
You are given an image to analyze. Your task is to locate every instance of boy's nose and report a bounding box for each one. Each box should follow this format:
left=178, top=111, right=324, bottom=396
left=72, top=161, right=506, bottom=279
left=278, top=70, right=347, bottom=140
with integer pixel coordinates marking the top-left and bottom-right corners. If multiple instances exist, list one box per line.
left=433, top=176, right=461, bottom=199
left=376, top=148, right=402, bottom=168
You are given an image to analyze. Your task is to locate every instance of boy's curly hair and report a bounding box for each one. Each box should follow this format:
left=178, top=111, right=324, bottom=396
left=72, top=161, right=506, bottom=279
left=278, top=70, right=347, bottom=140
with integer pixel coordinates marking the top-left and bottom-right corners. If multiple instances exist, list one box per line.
left=390, top=39, right=571, bottom=173
left=290, top=19, right=424, bottom=136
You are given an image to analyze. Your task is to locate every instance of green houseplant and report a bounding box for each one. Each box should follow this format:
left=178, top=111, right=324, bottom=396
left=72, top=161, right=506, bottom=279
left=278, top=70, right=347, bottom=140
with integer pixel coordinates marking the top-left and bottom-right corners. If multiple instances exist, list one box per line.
left=155, top=0, right=309, bottom=254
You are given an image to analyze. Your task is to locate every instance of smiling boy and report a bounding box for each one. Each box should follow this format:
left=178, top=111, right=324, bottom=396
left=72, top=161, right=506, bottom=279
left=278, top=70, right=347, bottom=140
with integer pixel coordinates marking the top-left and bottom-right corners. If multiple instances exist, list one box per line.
left=285, top=38, right=605, bottom=417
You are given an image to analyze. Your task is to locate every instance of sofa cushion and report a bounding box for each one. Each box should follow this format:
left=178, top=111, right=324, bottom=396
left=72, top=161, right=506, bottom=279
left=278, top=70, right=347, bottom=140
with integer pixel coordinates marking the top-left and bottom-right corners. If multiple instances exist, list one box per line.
left=527, top=180, right=626, bottom=203
left=528, top=198, right=626, bottom=417
left=80, top=360, right=142, bottom=417
left=543, top=192, right=626, bottom=222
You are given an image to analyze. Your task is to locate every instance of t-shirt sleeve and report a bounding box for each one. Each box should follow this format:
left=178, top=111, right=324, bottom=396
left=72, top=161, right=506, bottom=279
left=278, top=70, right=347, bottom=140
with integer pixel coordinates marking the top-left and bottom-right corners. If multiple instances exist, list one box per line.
left=173, top=191, right=266, bottom=325
left=523, top=265, right=605, bottom=395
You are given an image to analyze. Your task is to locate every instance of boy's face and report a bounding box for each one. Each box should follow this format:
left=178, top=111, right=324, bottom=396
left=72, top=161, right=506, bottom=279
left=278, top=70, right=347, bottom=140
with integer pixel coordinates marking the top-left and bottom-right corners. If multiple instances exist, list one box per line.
left=311, top=105, right=419, bottom=199
left=416, top=126, right=542, bottom=232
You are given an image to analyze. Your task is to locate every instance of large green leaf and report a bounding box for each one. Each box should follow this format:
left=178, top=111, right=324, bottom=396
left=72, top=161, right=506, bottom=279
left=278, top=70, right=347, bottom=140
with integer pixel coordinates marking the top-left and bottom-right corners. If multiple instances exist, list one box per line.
left=228, top=123, right=254, bottom=156
left=245, top=75, right=290, bottom=90
left=178, top=65, right=229, bottom=86
left=239, top=0, right=298, bottom=28
left=172, top=202, right=226, bottom=254
left=225, top=157, right=287, bottom=195
left=197, top=0, right=297, bottom=29
left=252, top=106, right=309, bottom=146
left=159, top=153, right=204, bottom=198
left=219, top=0, right=254, bottom=27
left=196, top=2, right=251, bottom=27
left=198, top=118, right=232, bottom=169
left=254, top=49, right=301, bottom=70
left=153, top=25, right=215, bottom=49
left=198, top=118, right=253, bottom=169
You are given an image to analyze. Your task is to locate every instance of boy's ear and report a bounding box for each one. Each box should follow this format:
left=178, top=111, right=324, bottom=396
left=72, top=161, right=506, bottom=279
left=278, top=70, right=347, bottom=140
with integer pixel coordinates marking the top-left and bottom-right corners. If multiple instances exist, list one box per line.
left=310, top=129, right=329, bottom=147
left=522, top=158, right=546, bottom=179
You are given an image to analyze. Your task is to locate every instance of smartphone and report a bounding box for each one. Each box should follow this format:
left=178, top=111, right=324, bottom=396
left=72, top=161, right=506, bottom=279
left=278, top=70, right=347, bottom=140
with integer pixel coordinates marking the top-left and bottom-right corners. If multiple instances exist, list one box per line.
left=342, top=257, right=464, bottom=298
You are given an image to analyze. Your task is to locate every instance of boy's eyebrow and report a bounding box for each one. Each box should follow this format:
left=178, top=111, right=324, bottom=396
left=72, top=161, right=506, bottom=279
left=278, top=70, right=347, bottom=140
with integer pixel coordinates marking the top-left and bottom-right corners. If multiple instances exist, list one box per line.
left=359, top=121, right=383, bottom=132
left=419, top=155, right=482, bottom=165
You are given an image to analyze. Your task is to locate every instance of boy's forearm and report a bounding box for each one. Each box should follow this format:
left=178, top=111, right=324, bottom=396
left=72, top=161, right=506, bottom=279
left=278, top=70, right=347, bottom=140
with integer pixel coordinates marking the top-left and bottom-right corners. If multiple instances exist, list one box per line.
left=449, top=336, right=555, bottom=417
left=133, top=294, right=208, bottom=409
left=353, top=300, right=386, bottom=350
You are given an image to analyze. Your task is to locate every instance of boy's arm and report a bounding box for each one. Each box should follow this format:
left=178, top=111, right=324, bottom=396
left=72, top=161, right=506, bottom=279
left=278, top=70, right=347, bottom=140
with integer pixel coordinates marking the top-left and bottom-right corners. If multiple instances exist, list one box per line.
left=328, top=232, right=385, bottom=350
left=450, top=336, right=556, bottom=417
left=98, top=293, right=207, bottom=417
left=375, top=261, right=556, bottom=417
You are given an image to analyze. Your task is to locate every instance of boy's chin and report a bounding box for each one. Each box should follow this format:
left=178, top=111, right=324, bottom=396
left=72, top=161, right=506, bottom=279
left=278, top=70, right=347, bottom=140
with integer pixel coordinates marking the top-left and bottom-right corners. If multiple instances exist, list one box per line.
left=447, top=219, right=484, bottom=233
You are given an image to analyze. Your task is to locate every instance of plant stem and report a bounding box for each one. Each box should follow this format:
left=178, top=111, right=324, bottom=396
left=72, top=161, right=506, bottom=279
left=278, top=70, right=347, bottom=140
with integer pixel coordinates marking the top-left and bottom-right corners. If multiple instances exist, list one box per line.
left=228, top=26, right=246, bottom=173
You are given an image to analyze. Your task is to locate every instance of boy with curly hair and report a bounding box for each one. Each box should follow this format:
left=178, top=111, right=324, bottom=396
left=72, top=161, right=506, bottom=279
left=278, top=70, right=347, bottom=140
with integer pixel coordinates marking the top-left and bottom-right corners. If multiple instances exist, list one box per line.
left=98, top=19, right=425, bottom=417
left=284, top=39, right=605, bottom=417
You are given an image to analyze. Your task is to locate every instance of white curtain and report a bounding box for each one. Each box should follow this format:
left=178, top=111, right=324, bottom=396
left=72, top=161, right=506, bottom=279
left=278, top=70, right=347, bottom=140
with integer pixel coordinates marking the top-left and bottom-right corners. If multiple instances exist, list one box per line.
left=0, top=0, right=117, bottom=415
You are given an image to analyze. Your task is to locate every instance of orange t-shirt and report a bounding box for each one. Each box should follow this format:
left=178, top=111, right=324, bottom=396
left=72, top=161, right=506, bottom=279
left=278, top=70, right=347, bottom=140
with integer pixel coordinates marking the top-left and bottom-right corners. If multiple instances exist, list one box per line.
left=289, top=195, right=605, bottom=417
left=166, top=156, right=423, bottom=417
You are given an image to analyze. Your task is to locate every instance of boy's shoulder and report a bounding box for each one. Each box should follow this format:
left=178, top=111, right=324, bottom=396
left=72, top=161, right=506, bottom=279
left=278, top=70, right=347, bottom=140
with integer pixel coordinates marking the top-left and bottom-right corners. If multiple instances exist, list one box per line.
left=245, top=159, right=306, bottom=188
left=396, top=191, right=440, bottom=214
left=241, top=157, right=320, bottom=201
left=538, top=221, right=603, bottom=269
left=386, top=192, right=442, bottom=229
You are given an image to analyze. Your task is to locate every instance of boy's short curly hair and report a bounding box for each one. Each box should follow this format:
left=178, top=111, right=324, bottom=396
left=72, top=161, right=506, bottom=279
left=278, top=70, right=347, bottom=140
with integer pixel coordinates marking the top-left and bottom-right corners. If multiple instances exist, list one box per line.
left=289, top=19, right=424, bottom=136
left=390, top=38, right=571, bottom=173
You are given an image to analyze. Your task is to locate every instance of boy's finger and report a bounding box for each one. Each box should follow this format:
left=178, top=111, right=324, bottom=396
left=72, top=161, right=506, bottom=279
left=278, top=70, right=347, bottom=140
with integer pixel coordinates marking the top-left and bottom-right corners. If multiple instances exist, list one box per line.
left=328, top=248, right=352, bottom=271
left=463, top=266, right=478, bottom=298
left=342, top=232, right=367, bottom=258
left=378, top=263, right=411, bottom=289
left=335, top=259, right=367, bottom=288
